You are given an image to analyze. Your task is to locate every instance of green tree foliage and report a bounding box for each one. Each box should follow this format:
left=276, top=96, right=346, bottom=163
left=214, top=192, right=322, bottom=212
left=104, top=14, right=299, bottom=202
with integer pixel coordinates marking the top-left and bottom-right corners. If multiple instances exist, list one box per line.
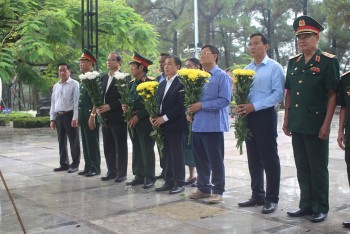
left=0, top=0, right=159, bottom=110
left=128, top=0, right=350, bottom=72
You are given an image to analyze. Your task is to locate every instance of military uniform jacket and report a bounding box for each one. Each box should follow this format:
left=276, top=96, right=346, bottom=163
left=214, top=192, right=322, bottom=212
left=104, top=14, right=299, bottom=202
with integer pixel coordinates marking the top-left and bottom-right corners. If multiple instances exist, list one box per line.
left=338, top=71, right=350, bottom=147
left=78, top=84, right=94, bottom=123
left=130, top=76, right=152, bottom=121
left=285, top=48, right=339, bottom=134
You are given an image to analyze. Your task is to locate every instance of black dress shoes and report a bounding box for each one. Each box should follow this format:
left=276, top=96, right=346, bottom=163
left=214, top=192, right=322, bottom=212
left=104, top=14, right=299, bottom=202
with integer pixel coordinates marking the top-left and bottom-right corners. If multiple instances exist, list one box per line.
left=101, top=174, right=116, bottom=181
left=155, top=172, right=165, bottom=180
left=310, top=212, right=327, bottom=223
left=53, top=165, right=69, bottom=172
left=85, top=171, right=99, bottom=177
left=262, top=202, right=278, bottom=214
left=343, top=221, right=350, bottom=228
left=114, top=176, right=127, bottom=183
left=155, top=183, right=173, bottom=192
left=126, top=178, right=144, bottom=186
left=78, top=171, right=88, bottom=176
left=184, top=178, right=197, bottom=185
left=238, top=198, right=265, bottom=207
left=67, top=167, right=78, bottom=173
left=142, top=180, right=155, bottom=189
left=287, top=208, right=313, bottom=217
left=169, top=186, right=185, bottom=194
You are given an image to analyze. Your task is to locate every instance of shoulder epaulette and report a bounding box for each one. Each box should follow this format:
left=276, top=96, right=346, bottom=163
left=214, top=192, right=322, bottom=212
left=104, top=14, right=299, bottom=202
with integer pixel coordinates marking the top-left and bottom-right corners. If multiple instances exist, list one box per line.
left=322, top=52, right=336, bottom=58
left=289, top=53, right=302, bottom=60
left=341, top=71, right=350, bottom=78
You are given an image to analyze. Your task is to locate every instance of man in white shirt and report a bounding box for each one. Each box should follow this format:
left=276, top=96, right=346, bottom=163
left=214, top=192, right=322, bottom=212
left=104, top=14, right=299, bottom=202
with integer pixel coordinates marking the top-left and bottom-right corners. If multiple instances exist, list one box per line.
left=50, top=63, right=81, bottom=173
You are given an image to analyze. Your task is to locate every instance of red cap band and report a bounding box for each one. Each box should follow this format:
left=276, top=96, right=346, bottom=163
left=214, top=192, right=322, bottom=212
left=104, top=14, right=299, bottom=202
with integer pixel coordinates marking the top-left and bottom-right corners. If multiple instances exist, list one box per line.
left=132, top=57, right=149, bottom=68
left=296, top=25, right=320, bottom=34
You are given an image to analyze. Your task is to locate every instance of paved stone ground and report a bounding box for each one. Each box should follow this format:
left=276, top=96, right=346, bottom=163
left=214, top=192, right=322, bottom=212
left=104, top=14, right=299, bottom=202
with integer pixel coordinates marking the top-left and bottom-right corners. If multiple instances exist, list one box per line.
left=1, top=111, right=350, bottom=233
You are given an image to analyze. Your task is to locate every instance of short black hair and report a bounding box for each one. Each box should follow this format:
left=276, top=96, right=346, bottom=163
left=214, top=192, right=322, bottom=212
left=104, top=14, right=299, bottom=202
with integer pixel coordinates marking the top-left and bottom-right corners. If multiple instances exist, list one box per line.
left=186, top=57, right=202, bottom=70
left=166, top=55, right=182, bottom=68
left=249, top=33, right=270, bottom=45
left=110, top=52, right=122, bottom=61
left=201, top=45, right=219, bottom=64
left=135, top=63, right=148, bottom=73
left=160, top=52, right=171, bottom=57
left=58, top=63, right=71, bottom=71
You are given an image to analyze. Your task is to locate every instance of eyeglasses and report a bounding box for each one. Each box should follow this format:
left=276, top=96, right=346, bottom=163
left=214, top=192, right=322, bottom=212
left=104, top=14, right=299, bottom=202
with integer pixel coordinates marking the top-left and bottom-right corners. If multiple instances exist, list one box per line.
left=200, top=51, right=212, bottom=56
left=297, top=33, right=314, bottom=40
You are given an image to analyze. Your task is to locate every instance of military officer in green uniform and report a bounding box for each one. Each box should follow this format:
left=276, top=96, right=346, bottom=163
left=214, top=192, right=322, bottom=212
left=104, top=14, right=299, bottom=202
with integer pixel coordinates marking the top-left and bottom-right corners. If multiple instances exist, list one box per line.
left=337, top=70, right=350, bottom=228
left=78, top=49, right=101, bottom=177
left=283, top=16, right=339, bottom=223
left=122, top=51, right=156, bottom=189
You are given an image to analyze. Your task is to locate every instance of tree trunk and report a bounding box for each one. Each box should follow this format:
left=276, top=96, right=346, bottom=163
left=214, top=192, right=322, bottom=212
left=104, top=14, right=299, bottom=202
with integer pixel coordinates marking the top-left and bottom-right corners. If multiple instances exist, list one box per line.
left=172, top=31, right=178, bottom=55
left=205, top=18, right=211, bottom=44
left=303, top=0, right=308, bottom=15
left=274, top=44, right=280, bottom=63
left=220, top=26, right=229, bottom=68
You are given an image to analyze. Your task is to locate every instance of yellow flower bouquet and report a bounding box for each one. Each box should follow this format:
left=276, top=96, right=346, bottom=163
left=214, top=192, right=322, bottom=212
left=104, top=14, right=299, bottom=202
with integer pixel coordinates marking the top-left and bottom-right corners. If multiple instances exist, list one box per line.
left=136, top=81, right=164, bottom=151
left=232, top=68, right=255, bottom=155
left=178, top=68, right=211, bottom=144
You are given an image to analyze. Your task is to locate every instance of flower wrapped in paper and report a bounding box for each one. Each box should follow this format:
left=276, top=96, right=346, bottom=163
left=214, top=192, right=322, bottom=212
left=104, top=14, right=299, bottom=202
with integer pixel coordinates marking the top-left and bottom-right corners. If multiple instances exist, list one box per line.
left=78, top=71, right=106, bottom=125
left=136, top=81, right=164, bottom=151
left=178, top=68, right=211, bottom=144
left=114, top=71, right=134, bottom=137
left=232, top=68, right=255, bottom=155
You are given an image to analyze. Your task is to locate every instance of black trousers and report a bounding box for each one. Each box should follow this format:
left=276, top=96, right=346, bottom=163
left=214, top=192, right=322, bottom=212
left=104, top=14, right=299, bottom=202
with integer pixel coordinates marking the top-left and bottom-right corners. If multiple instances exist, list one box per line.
left=55, top=111, right=80, bottom=168
left=102, top=122, right=128, bottom=178
left=163, top=131, right=185, bottom=187
left=346, top=147, right=350, bottom=186
left=245, top=107, right=280, bottom=203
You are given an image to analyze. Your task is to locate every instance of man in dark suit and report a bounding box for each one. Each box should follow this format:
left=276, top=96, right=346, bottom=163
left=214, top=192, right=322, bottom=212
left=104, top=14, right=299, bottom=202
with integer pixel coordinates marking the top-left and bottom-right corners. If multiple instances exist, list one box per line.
left=97, top=52, right=128, bottom=182
left=155, top=52, right=170, bottom=179
left=152, top=55, right=186, bottom=194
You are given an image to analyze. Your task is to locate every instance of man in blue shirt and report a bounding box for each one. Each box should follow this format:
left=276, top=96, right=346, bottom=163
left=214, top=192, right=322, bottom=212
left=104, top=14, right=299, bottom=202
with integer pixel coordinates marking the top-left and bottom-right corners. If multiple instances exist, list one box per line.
left=188, top=45, right=232, bottom=204
left=237, top=33, right=285, bottom=214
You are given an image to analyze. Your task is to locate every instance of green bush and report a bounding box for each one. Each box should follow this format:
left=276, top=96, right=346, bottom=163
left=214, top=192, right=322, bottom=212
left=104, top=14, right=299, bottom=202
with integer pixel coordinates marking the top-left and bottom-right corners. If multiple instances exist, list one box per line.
left=13, top=116, right=50, bottom=128
left=0, top=115, right=10, bottom=126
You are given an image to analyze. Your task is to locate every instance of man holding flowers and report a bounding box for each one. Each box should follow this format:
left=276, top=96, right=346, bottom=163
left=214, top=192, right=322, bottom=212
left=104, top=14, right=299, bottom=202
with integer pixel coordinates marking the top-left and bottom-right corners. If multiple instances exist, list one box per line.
left=77, top=49, right=101, bottom=177
left=152, top=55, right=187, bottom=194
left=122, top=51, right=156, bottom=189
left=187, top=45, right=232, bottom=204
left=236, top=33, right=285, bottom=214
left=98, top=52, right=128, bottom=183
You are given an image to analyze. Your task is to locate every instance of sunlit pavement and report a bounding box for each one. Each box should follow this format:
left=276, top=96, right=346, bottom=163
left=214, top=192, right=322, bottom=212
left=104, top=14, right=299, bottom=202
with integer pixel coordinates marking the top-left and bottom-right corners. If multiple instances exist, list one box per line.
left=1, top=111, right=350, bottom=233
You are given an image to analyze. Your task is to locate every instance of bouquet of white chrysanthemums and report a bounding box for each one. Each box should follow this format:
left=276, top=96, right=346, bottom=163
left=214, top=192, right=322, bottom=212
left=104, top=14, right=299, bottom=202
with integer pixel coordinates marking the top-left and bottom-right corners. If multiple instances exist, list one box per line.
left=114, top=72, right=134, bottom=137
left=79, top=71, right=106, bottom=125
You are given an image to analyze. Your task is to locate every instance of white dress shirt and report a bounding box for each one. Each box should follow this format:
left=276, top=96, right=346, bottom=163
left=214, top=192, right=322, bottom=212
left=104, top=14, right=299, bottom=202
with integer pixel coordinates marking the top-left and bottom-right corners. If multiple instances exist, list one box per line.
left=50, top=77, right=80, bottom=121
left=160, top=74, right=177, bottom=122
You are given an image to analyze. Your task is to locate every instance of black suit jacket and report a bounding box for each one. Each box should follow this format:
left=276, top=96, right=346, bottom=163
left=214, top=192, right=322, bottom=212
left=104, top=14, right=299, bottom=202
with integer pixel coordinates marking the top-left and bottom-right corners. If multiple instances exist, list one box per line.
left=157, top=76, right=187, bottom=132
left=101, top=73, right=124, bottom=125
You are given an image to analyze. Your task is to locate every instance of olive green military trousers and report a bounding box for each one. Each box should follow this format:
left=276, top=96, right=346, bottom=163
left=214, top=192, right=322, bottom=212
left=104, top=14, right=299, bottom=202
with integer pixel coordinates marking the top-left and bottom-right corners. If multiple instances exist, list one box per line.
left=130, top=118, right=156, bottom=182
left=291, top=132, right=329, bottom=213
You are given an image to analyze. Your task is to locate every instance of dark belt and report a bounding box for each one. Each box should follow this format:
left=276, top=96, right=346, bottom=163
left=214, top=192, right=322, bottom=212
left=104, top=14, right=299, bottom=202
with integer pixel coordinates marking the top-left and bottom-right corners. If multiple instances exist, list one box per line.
left=57, top=110, right=73, bottom=115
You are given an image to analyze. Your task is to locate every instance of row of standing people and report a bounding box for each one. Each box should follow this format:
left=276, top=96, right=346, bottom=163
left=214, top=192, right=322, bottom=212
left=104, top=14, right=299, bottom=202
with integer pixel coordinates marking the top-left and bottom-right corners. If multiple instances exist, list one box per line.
left=49, top=14, right=350, bottom=226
